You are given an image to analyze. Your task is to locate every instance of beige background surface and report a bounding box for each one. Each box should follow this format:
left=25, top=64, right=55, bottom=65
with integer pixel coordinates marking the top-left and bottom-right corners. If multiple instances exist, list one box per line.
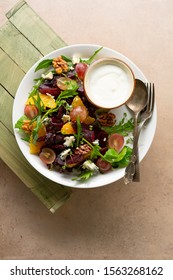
left=0, top=0, right=172, bottom=260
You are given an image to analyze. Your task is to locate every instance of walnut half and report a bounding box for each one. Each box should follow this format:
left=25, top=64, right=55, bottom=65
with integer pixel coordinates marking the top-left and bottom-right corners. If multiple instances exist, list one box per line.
left=52, top=56, right=68, bottom=74
left=74, top=144, right=92, bottom=157
left=97, top=112, right=116, bottom=126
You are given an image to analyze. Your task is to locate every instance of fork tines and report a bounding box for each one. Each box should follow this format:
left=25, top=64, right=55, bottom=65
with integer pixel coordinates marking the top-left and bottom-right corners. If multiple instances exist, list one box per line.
left=146, top=83, right=155, bottom=113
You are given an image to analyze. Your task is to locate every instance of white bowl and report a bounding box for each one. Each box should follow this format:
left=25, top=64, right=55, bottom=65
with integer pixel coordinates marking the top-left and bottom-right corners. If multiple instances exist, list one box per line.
left=13, top=44, right=157, bottom=188
left=84, top=57, right=135, bottom=109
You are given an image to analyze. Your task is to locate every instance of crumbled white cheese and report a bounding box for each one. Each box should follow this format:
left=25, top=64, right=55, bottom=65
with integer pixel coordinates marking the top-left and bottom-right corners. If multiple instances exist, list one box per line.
left=89, top=125, right=93, bottom=130
left=45, top=92, right=55, bottom=99
left=41, top=71, right=53, bottom=80
left=82, top=160, right=99, bottom=171
left=72, top=55, right=80, bottom=64
left=103, top=137, right=107, bottom=142
left=60, top=149, right=71, bottom=160
left=42, top=117, right=50, bottom=125
left=62, top=114, right=71, bottom=123
left=92, top=139, right=99, bottom=145
left=64, top=136, right=75, bottom=147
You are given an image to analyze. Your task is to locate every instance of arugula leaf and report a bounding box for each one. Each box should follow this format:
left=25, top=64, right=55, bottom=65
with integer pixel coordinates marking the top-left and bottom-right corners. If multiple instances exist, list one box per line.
left=57, top=88, right=78, bottom=101
left=31, top=92, right=45, bottom=114
left=31, top=115, right=42, bottom=143
left=83, top=137, right=132, bottom=169
left=29, top=78, right=43, bottom=98
left=41, top=99, right=66, bottom=120
left=83, top=138, right=102, bottom=159
left=21, top=135, right=30, bottom=142
left=82, top=47, right=103, bottom=65
left=35, top=59, right=53, bottom=72
left=90, top=144, right=102, bottom=159
left=61, top=55, right=72, bottom=63
left=60, top=55, right=73, bottom=68
left=76, top=116, right=82, bottom=146
left=72, top=170, right=94, bottom=181
left=102, top=117, right=134, bottom=136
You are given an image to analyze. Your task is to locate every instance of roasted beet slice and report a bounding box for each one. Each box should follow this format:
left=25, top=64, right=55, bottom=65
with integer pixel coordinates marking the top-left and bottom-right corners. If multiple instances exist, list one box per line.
left=56, top=106, right=66, bottom=120
left=55, top=153, right=84, bottom=168
left=73, top=123, right=96, bottom=143
left=100, top=147, right=108, bottom=155
left=54, top=134, right=65, bottom=144
left=55, top=155, right=65, bottom=166
left=66, top=69, right=76, bottom=79
left=83, top=130, right=95, bottom=143
left=44, top=132, right=57, bottom=146
left=39, top=84, right=61, bottom=97
left=77, top=81, right=84, bottom=94
left=66, top=154, right=84, bottom=168
left=97, top=131, right=108, bottom=147
left=45, top=132, right=64, bottom=146
left=46, top=121, right=64, bottom=132
left=51, top=144, right=65, bottom=152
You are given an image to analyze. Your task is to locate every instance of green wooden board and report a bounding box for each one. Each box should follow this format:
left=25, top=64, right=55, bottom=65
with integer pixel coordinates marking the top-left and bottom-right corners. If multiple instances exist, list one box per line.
left=0, top=21, right=43, bottom=72
left=0, top=48, right=25, bottom=97
left=0, top=0, right=72, bottom=213
left=6, top=0, right=66, bottom=55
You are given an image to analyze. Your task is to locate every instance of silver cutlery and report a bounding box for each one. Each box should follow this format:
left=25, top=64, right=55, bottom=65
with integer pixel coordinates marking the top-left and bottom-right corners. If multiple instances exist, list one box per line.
left=124, top=82, right=155, bottom=184
left=133, top=83, right=155, bottom=181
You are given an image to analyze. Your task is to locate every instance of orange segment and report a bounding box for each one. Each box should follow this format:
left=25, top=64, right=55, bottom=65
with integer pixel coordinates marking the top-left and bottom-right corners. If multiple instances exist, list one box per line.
left=29, top=124, right=46, bottom=154
left=84, top=116, right=95, bottom=125
left=29, top=140, right=45, bottom=154
left=71, top=96, right=85, bottom=108
left=26, top=94, right=42, bottom=106
left=71, top=96, right=95, bottom=124
left=61, top=122, right=75, bottom=135
left=26, top=93, right=56, bottom=109
left=39, top=93, right=56, bottom=109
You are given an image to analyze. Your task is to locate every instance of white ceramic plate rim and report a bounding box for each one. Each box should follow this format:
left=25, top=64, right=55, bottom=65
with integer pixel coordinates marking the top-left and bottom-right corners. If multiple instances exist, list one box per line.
left=12, top=44, right=157, bottom=188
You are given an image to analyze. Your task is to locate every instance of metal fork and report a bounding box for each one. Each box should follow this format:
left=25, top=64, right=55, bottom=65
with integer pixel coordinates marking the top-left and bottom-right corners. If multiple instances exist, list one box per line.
left=124, top=83, right=155, bottom=184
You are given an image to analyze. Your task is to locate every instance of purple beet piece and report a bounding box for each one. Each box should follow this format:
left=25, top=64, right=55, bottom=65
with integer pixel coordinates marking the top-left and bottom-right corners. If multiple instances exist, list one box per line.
left=83, top=130, right=95, bottom=143
left=45, top=132, right=64, bottom=146
left=67, top=70, right=76, bottom=79
left=39, top=84, right=61, bottom=97
left=97, top=131, right=108, bottom=147
left=66, top=154, right=84, bottom=167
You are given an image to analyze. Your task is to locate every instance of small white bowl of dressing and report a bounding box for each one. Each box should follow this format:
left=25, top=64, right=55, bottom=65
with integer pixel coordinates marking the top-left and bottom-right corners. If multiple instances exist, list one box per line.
left=84, top=57, right=135, bottom=109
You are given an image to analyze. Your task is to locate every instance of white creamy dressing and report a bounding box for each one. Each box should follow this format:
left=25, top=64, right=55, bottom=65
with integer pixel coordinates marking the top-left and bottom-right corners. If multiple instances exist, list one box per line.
left=87, top=63, right=133, bottom=108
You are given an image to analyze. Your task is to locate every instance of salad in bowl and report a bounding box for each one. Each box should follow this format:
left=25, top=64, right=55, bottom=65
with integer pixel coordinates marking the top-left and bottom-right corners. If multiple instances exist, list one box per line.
left=13, top=44, right=155, bottom=188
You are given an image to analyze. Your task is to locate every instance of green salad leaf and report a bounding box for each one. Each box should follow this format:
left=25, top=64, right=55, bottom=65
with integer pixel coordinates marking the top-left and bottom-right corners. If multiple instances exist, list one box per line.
left=83, top=138, right=102, bottom=159
left=81, top=47, right=103, bottom=64
left=61, top=55, right=72, bottom=63
left=35, top=59, right=53, bottom=72
left=103, top=147, right=127, bottom=164
left=15, top=115, right=30, bottom=142
left=28, top=78, right=43, bottom=98
left=15, top=115, right=30, bottom=129
left=76, top=117, right=82, bottom=147
left=31, top=92, right=45, bottom=114
left=72, top=170, right=94, bottom=181
left=31, top=115, right=42, bottom=143
left=116, top=146, right=132, bottom=167
left=102, top=116, right=134, bottom=136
